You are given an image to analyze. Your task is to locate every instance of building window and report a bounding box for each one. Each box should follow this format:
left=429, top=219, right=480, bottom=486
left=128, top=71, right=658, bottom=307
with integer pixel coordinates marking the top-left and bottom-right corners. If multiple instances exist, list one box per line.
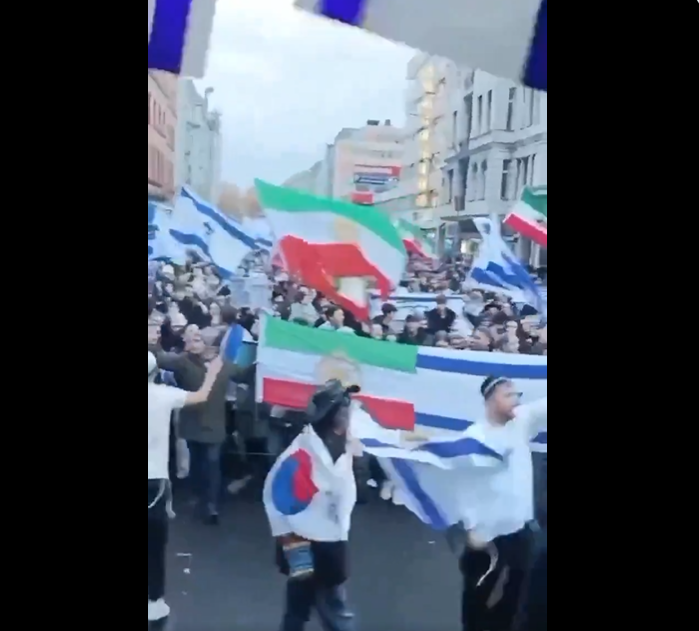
left=530, top=155, right=537, bottom=186
left=527, top=89, right=536, bottom=127
left=532, top=91, right=541, bottom=126
left=477, top=95, right=483, bottom=136
left=464, top=95, right=473, bottom=140
left=486, top=91, right=493, bottom=133
left=480, top=161, right=488, bottom=200
left=501, top=159, right=512, bottom=200
left=452, top=111, right=458, bottom=148
left=522, top=157, right=530, bottom=189
left=506, top=88, right=516, bottom=131
left=447, top=170, right=454, bottom=204
left=468, top=163, right=479, bottom=202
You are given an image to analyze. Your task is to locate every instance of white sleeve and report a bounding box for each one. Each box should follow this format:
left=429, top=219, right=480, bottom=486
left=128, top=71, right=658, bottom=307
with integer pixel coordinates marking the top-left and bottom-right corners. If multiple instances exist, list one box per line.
left=162, top=385, right=189, bottom=412
left=515, top=397, right=548, bottom=440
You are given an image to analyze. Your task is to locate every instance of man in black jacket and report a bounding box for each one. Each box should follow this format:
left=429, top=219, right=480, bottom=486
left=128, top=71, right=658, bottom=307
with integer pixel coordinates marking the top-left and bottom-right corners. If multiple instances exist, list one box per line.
left=397, top=315, right=429, bottom=345
left=426, top=295, right=457, bottom=335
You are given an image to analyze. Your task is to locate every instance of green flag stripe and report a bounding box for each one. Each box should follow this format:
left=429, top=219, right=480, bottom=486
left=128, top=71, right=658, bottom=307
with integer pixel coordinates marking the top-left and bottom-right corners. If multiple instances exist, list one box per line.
left=264, top=317, right=418, bottom=373
left=255, top=179, right=405, bottom=252
left=521, top=186, right=548, bottom=218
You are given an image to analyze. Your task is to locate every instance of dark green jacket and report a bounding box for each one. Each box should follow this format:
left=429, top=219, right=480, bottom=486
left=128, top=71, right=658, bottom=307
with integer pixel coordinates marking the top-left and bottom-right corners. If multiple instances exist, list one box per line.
left=156, top=352, right=254, bottom=444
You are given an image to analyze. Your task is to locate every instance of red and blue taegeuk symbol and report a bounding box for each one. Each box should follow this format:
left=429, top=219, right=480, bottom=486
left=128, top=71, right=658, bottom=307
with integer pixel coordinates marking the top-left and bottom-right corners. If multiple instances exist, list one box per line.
left=272, top=450, right=320, bottom=516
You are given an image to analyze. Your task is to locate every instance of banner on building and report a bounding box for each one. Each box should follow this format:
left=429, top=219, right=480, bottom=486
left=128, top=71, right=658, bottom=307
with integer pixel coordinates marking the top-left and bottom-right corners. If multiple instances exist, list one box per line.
left=351, top=165, right=401, bottom=205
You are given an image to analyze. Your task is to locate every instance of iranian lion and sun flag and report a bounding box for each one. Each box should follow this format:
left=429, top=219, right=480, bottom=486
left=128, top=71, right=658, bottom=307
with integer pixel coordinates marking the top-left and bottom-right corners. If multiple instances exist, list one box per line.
left=255, top=180, right=409, bottom=321
left=247, top=183, right=547, bottom=524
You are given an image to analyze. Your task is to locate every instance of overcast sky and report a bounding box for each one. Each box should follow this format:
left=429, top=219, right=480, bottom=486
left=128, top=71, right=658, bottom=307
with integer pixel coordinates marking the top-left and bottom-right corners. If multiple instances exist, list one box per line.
left=197, top=0, right=413, bottom=189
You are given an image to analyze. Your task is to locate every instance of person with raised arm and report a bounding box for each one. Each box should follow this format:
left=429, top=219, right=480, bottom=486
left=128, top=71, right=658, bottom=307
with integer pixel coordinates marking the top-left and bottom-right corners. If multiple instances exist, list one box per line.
left=148, top=352, right=223, bottom=624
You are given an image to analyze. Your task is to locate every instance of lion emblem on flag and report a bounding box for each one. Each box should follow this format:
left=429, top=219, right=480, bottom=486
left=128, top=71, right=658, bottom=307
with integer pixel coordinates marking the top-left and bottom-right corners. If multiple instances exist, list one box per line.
left=315, top=352, right=361, bottom=389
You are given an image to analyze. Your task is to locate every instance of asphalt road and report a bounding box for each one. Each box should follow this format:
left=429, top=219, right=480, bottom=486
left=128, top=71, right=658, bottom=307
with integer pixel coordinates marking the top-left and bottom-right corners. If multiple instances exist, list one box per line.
left=159, top=494, right=462, bottom=631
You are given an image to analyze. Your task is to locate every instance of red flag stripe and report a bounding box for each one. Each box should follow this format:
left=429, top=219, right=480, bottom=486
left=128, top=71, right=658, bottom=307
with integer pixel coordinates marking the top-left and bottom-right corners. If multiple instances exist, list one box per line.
left=262, top=377, right=415, bottom=431
left=504, top=213, right=548, bottom=248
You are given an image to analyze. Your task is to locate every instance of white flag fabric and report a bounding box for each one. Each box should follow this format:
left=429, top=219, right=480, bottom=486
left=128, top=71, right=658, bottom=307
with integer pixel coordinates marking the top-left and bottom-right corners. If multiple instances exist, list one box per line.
left=294, top=0, right=547, bottom=91
left=161, top=188, right=257, bottom=276
left=353, top=398, right=547, bottom=534
left=148, top=202, right=188, bottom=263
left=148, top=0, right=218, bottom=78
left=469, top=218, right=546, bottom=313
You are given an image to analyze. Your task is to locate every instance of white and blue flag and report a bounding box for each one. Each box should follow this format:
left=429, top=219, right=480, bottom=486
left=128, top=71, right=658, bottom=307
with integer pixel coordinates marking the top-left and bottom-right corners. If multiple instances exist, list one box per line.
left=354, top=397, right=547, bottom=533
left=241, top=217, right=275, bottom=251
left=148, top=202, right=188, bottom=263
left=295, top=0, right=547, bottom=91
left=469, top=217, right=546, bottom=313
left=148, top=0, right=218, bottom=77
left=168, top=187, right=257, bottom=277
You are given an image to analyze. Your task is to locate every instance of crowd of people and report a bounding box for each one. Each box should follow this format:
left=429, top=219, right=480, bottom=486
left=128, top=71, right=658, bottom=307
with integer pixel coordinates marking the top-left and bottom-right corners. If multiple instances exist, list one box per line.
left=148, top=256, right=548, bottom=357
left=147, top=253, right=548, bottom=629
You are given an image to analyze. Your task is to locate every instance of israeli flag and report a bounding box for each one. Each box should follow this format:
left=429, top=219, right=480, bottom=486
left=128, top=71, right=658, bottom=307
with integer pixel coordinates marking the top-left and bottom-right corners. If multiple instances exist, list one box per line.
left=148, top=0, right=218, bottom=78
left=470, top=217, right=546, bottom=313
left=148, top=202, right=188, bottom=263
left=353, top=397, right=547, bottom=533
left=169, top=187, right=256, bottom=277
left=295, top=0, right=547, bottom=91
left=241, top=217, right=275, bottom=250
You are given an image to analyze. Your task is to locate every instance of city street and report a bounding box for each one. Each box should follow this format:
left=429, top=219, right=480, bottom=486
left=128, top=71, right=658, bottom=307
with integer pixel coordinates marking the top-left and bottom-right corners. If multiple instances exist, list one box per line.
left=159, top=496, right=461, bottom=631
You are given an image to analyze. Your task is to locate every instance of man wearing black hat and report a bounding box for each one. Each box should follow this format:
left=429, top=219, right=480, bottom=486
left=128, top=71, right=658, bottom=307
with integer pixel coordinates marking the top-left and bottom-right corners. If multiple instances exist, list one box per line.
left=263, top=380, right=359, bottom=631
left=455, top=376, right=547, bottom=631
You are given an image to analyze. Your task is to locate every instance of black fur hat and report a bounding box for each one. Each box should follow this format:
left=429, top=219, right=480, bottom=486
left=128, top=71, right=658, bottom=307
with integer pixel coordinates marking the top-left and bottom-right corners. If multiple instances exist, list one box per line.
left=307, top=379, right=361, bottom=428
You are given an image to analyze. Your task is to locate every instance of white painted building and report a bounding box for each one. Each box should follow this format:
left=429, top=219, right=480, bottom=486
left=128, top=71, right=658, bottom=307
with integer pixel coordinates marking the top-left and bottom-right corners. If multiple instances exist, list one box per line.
left=176, top=80, right=222, bottom=203
left=439, top=69, right=548, bottom=263
left=378, top=53, right=548, bottom=262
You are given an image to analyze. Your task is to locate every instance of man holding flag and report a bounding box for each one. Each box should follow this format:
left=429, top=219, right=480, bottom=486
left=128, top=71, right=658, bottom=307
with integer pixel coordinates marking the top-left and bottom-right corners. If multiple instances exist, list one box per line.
left=355, top=375, right=546, bottom=631
left=456, top=376, right=546, bottom=631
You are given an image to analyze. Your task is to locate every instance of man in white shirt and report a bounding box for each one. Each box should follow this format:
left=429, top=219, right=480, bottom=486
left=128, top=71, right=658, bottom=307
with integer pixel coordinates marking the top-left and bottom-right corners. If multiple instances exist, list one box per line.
left=148, top=352, right=223, bottom=624
left=457, top=376, right=547, bottom=631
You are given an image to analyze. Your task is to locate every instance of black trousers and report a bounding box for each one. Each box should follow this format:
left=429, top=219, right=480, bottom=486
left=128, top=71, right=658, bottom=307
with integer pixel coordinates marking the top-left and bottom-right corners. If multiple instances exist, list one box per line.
left=460, top=528, right=533, bottom=631
left=148, top=480, right=169, bottom=602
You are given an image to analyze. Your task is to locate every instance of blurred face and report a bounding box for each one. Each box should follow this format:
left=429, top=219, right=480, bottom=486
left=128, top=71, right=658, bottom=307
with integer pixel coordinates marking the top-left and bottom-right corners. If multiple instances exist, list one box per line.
left=435, top=332, right=449, bottom=348
left=185, top=330, right=205, bottom=355
left=209, top=303, right=221, bottom=318
left=470, top=330, right=491, bottom=351
left=502, top=339, right=519, bottom=354
left=450, top=335, right=466, bottom=348
left=488, top=382, right=522, bottom=421
left=331, top=309, right=345, bottom=327
left=148, top=324, right=160, bottom=346
left=406, top=320, right=419, bottom=333
left=333, top=406, right=351, bottom=435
